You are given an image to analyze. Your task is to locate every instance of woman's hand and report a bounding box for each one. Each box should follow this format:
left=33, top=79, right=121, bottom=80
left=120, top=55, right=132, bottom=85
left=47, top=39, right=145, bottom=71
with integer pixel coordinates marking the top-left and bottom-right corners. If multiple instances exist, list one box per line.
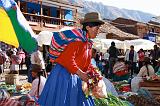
left=76, top=69, right=88, bottom=82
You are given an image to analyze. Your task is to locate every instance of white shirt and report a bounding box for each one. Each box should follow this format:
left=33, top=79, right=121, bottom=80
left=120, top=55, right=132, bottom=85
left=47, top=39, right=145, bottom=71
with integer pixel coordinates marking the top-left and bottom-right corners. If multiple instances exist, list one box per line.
left=31, top=50, right=45, bottom=69
left=29, top=76, right=46, bottom=97
left=137, top=65, right=155, bottom=77
left=103, top=52, right=109, bottom=60
left=125, top=50, right=138, bottom=62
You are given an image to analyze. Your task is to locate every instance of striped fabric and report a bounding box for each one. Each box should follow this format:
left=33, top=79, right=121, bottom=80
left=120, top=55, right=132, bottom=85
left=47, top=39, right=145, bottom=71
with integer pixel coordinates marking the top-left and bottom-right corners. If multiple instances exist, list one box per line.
left=113, top=62, right=126, bottom=73
left=0, top=98, right=20, bottom=106
left=0, top=0, right=37, bottom=53
left=49, top=29, right=89, bottom=62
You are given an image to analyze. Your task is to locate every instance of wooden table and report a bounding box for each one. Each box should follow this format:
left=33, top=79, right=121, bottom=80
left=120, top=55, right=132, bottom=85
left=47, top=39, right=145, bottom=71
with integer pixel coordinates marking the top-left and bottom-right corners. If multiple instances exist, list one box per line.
left=139, top=80, right=160, bottom=97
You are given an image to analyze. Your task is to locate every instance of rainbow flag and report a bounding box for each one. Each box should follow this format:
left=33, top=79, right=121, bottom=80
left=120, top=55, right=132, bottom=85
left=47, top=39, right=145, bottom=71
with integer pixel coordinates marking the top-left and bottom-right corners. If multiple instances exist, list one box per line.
left=0, top=0, right=37, bottom=53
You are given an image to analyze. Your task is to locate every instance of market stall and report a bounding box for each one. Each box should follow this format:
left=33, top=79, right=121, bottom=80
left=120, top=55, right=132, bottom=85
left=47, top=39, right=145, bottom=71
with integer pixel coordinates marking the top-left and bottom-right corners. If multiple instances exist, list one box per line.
left=0, top=82, right=35, bottom=105
left=124, top=39, right=156, bottom=52
left=92, top=38, right=125, bottom=53
left=139, top=75, right=160, bottom=97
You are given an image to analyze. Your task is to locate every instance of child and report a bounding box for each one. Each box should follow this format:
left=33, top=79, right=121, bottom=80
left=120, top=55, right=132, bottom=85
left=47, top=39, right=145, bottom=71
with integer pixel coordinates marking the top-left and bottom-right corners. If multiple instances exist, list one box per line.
left=29, top=64, right=46, bottom=97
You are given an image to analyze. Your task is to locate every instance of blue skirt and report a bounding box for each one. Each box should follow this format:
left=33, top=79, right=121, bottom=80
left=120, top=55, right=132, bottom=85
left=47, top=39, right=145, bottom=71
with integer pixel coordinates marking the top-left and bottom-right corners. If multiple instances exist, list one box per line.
left=38, top=64, right=95, bottom=106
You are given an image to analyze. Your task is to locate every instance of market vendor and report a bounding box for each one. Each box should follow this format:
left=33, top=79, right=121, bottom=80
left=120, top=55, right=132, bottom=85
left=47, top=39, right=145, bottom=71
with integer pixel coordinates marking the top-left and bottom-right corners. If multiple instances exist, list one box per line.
left=131, top=57, right=155, bottom=92
left=38, top=12, right=105, bottom=106
left=112, top=56, right=129, bottom=81
left=29, top=64, right=46, bottom=97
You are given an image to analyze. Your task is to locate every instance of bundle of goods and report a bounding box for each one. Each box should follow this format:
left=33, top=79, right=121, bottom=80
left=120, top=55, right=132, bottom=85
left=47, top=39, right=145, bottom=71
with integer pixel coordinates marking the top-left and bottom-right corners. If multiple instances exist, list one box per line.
left=82, top=67, right=108, bottom=105
left=113, top=80, right=131, bottom=93
left=127, top=95, right=160, bottom=106
left=16, top=83, right=32, bottom=95
left=21, top=83, right=32, bottom=91
left=82, top=68, right=107, bottom=96
left=0, top=83, right=16, bottom=95
left=94, top=93, right=132, bottom=106
left=112, top=62, right=129, bottom=81
left=0, top=82, right=32, bottom=96
left=82, top=67, right=132, bottom=106
left=143, top=74, right=160, bottom=81
left=0, top=89, right=21, bottom=106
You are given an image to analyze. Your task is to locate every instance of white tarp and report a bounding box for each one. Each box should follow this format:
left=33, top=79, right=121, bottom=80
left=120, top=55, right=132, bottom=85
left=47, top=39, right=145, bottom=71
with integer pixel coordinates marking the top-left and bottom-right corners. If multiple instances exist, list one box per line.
left=92, top=38, right=156, bottom=52
left=124, top=39, right=156, bottom=51
left=92, top=38, right=124, bottom=53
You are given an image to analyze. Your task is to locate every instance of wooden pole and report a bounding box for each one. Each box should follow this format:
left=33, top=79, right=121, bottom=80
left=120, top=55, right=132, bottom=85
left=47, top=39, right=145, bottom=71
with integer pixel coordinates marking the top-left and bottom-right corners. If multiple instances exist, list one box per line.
left=59, top=6, right=62, bottom=26
left=40, top=0, right=43, bottom=27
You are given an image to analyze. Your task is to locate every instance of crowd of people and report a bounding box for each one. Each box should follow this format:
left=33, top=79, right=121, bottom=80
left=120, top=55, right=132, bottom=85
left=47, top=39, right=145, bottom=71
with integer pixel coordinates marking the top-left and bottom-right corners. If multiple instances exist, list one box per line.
left=94, top=44, right=160, bottom=78
left=92, top=43, right=160, bottom=94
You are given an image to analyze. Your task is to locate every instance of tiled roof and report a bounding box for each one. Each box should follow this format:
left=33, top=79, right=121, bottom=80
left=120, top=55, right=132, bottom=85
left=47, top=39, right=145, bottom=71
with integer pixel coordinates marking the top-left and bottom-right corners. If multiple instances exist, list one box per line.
left=100, top=22, right=139, bottom=39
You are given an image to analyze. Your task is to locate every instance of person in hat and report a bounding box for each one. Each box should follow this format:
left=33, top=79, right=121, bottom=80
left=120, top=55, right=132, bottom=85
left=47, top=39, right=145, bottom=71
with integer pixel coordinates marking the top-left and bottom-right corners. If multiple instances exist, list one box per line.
left=28, top=64, right=46, bottom=97
left=38, top=12, right=104, bottom=106
left=131, top=57, right=155, bottom=92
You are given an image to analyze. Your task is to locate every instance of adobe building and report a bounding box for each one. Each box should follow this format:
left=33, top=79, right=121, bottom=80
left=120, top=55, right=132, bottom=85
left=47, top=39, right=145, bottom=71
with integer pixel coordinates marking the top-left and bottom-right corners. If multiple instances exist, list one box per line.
left=111, top=17, right=147, bottom=38
left=15, top=0, right=82, bottom=34
left=111, top=17, right=160, bottom=44
left=147, top=17, right=160, bottom=44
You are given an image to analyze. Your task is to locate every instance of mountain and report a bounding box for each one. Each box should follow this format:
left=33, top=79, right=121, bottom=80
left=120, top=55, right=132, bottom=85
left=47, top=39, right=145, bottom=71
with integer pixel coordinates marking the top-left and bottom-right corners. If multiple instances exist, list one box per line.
left=73, top=0, right=156, bottom=23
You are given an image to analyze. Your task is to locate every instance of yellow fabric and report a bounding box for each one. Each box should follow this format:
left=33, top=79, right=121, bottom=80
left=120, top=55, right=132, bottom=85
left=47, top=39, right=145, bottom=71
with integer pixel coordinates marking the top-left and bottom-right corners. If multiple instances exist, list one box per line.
left=0, top=7, right=19, bottom=47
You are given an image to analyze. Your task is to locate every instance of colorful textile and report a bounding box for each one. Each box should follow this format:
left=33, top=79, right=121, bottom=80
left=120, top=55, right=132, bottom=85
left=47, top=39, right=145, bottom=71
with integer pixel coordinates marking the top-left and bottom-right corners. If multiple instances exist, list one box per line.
left=49, top=29, right=88, bottom=62
left=113, top=62, right=128, bottom=76
left=55, top=41, right=92, bottom=74
left=38, top=63, right=95, bottom=106
left=0, top=0, right=37, bottom=53
left=0, top=98, right=21, bottom=106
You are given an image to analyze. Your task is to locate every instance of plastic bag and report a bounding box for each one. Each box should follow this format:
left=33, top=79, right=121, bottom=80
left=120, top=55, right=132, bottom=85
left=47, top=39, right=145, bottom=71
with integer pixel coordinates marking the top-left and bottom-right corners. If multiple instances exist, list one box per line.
left=82, top=80, right=108, bottom=98
left=92, top=80, right=108, bottom=98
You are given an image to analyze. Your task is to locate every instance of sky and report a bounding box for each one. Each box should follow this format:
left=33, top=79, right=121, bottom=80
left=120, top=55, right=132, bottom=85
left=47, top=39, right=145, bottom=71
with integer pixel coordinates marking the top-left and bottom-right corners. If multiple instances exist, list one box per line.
left=86, top=0, right=160, bottom=16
